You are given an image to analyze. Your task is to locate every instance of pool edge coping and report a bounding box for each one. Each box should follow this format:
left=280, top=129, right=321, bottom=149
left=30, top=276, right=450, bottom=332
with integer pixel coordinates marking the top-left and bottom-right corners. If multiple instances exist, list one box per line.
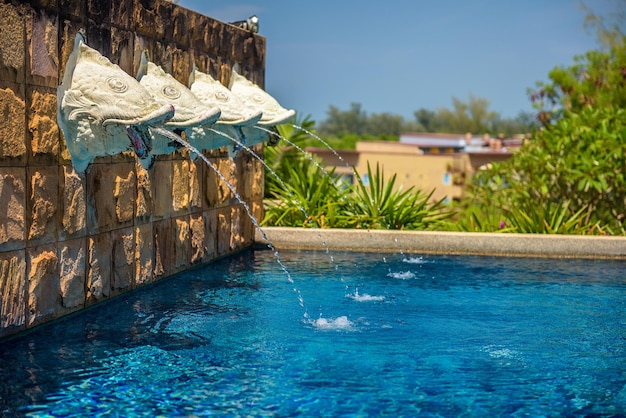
left=254, top=227, right=626, bottom=259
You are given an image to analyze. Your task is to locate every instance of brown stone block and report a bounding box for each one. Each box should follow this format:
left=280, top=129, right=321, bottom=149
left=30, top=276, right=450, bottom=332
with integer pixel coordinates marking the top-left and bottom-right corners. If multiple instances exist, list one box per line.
left=26, top=9, right=59, bottom=88
left=230, top=205, right=244, bottom=252
left=135, top=223, right=153, bottom=286
left=111, top=227, right=134, bottom=295
left=189, top=158, right=202, bottom=211
left=59, top=0, right=85, bottom=19
left=27, top=244, right=59, bottom=327
left=153, top=218, right=172, bottom=279
left=111, top=0, right=132, bottom=30
left=217, top=157, right=236, bottom=206
left=86, top=232, right=111, bottom=304
left=0, top=167, right=26, bottom=252
left=110, top=28, right=134, bottom=75
left=135, top=161, right=153, bottom=224
left=85, top=26, right=112, bottom=60
left=27, top=166, right=58, bottom=246
left=251, top=150, right=264, bottom=200
left=216, top=207, right=231, bottom=257
left=189, top=12, right=210, bottom=53
left=28, top=0, right=59, bottom=12
left=0, top=250, right=27, bottom=337
left=0, top=3, right=26, bottom=83
left=203, top=209, right=217, bottom=261
left=86, top=162, right=135, bottom=234
left=133, top=0, right=162, bottom=39
left=58, top=237, right=86, bottom=312
left=189, top=213, right=205, bottom=264
left=251, top=199, right=264, bottom=231
left=59, top=22, right=86, bottom=80
left=173, top=216, right=189, bottom=273
left=27, top=86, right=59, bottom=164
left=171, top=5, right=190, bottom=49
left=87, top=0, right=111, bottom=25
left=0, top=82, right=27, bottom=165
left=172, top=159, right=190, bottom=214
left=59, top=165, right=86, bottom=240
left=171, top=47, right=191, bottom=86
left=152, top=160, right=173, bottom=219
left=203, top=156, right=219, bottom=209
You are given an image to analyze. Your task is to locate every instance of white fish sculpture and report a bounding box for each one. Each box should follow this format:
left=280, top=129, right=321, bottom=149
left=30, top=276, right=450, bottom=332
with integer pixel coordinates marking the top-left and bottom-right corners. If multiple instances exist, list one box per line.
left=188, top=67, right=262, bottom=156
left=57, top=32, right=175, bottom=173
left=228, top=70, right=295, bottom=147
left=136, top=51, right=221, bottom=167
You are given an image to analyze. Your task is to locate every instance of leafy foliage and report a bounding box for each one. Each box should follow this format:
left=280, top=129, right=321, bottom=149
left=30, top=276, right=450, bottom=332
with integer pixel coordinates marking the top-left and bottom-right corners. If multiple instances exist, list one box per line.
left=467, top=105, right=626, bottom=234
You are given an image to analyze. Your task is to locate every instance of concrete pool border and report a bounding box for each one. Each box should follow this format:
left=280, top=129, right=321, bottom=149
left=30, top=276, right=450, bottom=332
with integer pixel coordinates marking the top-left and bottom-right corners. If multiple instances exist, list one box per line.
left=255, top=227, right=626, bottom=259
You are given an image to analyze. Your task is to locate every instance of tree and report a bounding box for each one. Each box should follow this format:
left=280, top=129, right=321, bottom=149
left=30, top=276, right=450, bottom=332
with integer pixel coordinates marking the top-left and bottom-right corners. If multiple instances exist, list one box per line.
left=317, top=103, right=368, bottom=137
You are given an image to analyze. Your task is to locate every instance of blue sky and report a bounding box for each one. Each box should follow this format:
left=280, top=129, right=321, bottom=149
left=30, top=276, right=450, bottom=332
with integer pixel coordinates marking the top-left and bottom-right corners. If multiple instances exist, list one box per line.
left=177, top=0, right=613, bottom=123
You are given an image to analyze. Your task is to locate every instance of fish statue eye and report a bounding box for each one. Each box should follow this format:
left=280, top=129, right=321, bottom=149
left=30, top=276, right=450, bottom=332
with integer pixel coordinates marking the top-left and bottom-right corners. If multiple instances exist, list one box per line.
left=106, top=77, right=128, bottom=93
left=162, top=85, right=181, bottom=99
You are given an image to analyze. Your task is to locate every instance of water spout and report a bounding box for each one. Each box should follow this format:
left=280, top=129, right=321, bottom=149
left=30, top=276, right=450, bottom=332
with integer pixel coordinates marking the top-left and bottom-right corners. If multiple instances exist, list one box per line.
left=57, top=31, right=174, bottom=173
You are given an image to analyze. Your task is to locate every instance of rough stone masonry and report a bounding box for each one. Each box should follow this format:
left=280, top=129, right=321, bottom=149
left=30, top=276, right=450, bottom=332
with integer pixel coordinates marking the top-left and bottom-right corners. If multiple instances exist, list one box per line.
left=0, top=0, right=265, bottom=339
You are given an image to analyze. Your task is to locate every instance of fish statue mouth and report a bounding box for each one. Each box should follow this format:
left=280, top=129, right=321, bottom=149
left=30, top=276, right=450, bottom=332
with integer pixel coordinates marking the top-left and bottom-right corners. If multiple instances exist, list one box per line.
left=228, top=70, right=295, bottom=126
left=56, top=31, right=177, bottom=173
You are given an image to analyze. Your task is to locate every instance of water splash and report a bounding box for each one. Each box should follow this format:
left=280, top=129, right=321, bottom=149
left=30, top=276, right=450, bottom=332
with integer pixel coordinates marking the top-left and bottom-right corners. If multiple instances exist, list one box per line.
left=310, top=315, right=354, bottom=331
left=347, top=287, right=385, bottom=302
left=149, top=126, right=308, bottom=317
left=386, top=271, right=416, bottom=280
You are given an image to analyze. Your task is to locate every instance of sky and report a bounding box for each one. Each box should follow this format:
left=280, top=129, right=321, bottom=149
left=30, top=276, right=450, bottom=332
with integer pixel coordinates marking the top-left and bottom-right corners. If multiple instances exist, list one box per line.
left=177, top=0, right=615, bottom=123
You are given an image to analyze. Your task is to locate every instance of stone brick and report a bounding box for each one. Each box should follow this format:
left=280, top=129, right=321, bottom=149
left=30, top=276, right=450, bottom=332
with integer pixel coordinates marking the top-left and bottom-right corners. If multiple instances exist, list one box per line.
left=203, top=156, right=219, bottom=209
left=86, top=232, right=111, bottom=304
left=59, top=165, right=86, bottom=239
left=111, top=227, right=134, bottom=295
left=189, top=158, right=202, bottom=211
left=0, top=82, right=27, bottom=165
left=27, top=166, right=58, bottom=245
left=110, top=28, right=134, bottom=76
left=0, top=167, right=26, bottom=251
left=173, top=216, right=189, bottom=273
left=27, top=9, right=59, bottom=87
left=59, top=0, right=85, bottom=20
left=171, top=47, right=191, bottom=85
left=27, top=245, right=59, bottom=326
left=87, top=0, right=111, bottom=25
left=0, top=2, right=26, bottom=83
left=153, top=218, right=172, bottom=279
left=0, top=250, right=27, bottom=337
left=230, top=205, right=244, bottom=252
left=217, top=157, right=236, bottom=206
left=172, top=159, right=190, bottom=214
left=58, top=238, right=85, bottom=311
left=189, top=12, right=210, bottom=53
left=111, top=0, right=132, bottom=30
left=27, top=86, right=59, bottom=164
left=135, top=162, right=153, bottom=224
left=152, top=160, right=173, bottom=219
left=133, top=0, right=162, bottom=39
left=59, top=22, right=85, bottom=80
left=171, top=5, right=189, bottom=49
left=204, top=209, right=217, bottom=261
left=86, top=163, right=135, bottom=234
left=217, top=207, right=231, bottom=257
left=135, top=223, right=153, bottom=286
left=189, top=213, right=205, bottom=264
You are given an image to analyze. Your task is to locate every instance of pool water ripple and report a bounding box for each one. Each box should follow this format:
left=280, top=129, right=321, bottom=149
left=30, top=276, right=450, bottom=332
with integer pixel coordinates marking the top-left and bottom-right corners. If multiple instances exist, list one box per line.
left=1, top=250, right=625, bottom=416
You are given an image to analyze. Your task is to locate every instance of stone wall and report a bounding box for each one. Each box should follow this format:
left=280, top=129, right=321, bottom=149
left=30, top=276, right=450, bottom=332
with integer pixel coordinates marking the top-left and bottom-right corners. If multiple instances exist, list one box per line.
left=0, top=0, right=265, bottom=339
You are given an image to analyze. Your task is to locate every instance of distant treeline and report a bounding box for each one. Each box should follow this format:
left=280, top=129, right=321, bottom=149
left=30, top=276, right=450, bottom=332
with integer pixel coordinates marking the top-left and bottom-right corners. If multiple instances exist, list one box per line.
left=315, top=95, right=539, bottom=145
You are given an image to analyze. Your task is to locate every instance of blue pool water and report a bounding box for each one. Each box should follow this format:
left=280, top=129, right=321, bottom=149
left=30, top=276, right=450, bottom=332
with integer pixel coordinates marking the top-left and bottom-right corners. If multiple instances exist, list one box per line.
left=1, top=249, right=625, bottom=416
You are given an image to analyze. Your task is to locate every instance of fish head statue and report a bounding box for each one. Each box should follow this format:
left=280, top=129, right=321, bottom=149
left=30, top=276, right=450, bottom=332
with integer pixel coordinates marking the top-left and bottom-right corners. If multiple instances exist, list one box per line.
left=135, top=51, right=222, bottom=166
left=228, top=70, right=295, bottom=148
left=187, top=68, right=263, bottom=156
left=57, top=32, right=174, bottom=173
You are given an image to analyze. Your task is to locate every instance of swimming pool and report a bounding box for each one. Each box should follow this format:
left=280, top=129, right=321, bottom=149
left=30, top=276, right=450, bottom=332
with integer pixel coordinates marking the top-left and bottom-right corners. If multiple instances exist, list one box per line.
left=1, top=249, right=625, bottom=416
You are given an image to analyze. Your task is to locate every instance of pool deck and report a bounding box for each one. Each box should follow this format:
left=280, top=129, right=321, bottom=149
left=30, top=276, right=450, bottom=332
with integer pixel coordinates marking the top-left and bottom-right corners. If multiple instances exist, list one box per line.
left=255, top=227, right=626, bottom=259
